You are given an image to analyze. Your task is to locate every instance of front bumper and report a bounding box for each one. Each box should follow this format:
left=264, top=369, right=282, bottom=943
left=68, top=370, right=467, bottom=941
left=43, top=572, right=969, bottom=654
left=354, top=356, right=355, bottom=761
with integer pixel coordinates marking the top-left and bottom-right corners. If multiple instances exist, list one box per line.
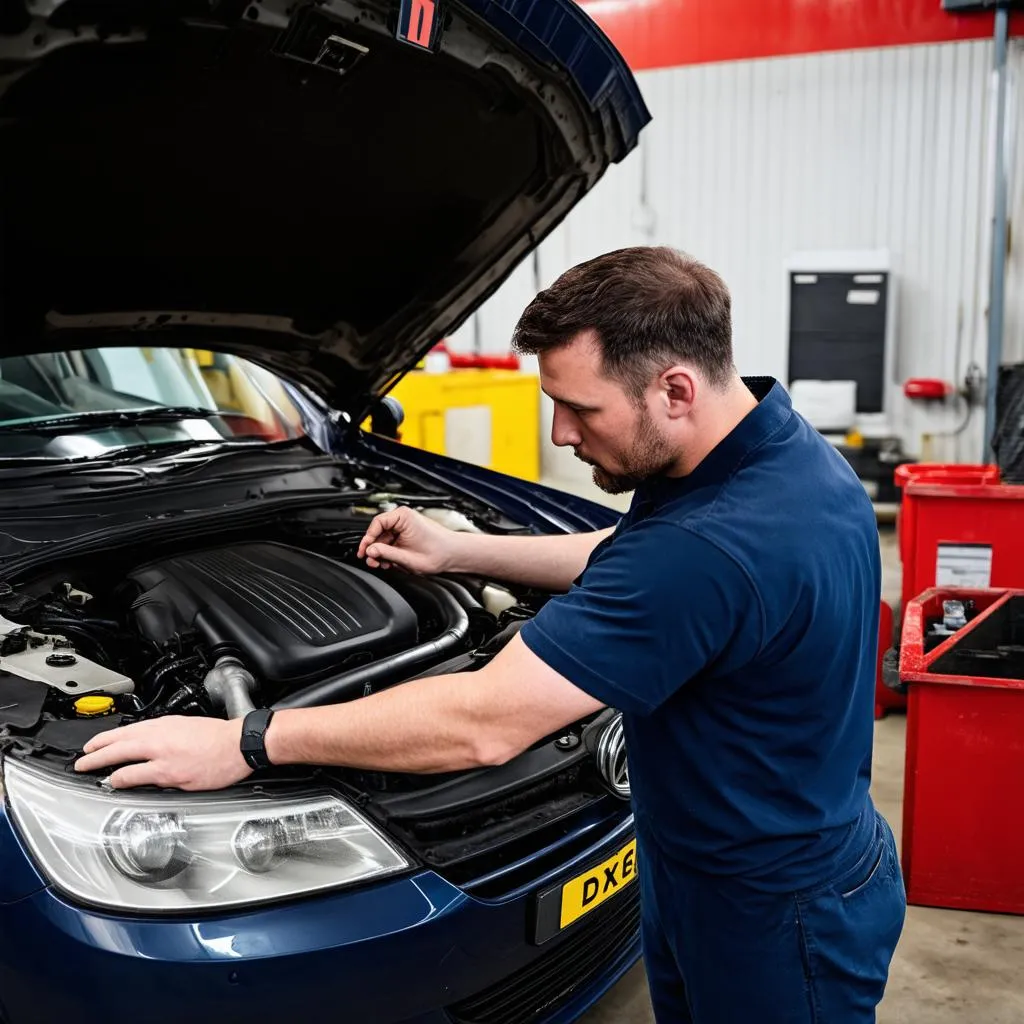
left=0, top=818, right=639, bottom=1024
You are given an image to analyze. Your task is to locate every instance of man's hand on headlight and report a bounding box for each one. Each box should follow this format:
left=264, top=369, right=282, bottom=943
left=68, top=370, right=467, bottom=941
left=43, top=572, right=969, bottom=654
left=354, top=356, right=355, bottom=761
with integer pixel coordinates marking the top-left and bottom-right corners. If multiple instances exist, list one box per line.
left=74, top=717, right=252, bottom=791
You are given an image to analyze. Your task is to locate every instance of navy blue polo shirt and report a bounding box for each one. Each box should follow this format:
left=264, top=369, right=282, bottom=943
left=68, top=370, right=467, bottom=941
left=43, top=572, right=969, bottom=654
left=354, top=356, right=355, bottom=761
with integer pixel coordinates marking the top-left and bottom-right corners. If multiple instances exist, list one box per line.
left=520, top=378, right=881, bottom=890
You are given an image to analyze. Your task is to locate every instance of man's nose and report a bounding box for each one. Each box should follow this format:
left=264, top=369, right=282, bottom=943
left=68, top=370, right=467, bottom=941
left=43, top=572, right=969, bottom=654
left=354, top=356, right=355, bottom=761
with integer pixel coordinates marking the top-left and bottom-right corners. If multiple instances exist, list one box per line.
left=551, top=406, right=581, bottom=448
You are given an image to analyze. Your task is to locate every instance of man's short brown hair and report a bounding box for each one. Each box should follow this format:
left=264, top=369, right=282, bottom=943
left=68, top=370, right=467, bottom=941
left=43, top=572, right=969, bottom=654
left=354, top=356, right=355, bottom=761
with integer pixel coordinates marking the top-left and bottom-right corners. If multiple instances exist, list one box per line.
left=511, top=246, right=734, bottom=399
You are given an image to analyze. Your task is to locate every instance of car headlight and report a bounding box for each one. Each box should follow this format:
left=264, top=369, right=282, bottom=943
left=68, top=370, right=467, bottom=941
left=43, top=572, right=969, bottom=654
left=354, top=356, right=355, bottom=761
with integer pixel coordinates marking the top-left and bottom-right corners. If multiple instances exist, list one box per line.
left=2, top=758, right=408, bottom=912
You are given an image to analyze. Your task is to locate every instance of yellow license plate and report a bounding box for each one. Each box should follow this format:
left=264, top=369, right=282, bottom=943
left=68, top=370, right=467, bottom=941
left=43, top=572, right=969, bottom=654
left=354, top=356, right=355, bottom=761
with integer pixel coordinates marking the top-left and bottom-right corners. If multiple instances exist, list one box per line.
left=559, top=839, right=637, bottom=929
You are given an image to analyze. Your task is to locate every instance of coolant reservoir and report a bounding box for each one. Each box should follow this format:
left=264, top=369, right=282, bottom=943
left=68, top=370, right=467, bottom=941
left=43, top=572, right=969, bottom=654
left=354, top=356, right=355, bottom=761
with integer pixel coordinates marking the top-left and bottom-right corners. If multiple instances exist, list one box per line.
left=482, top=585, right=518, bottom=617
left=421, top=508, right=483, bottom=534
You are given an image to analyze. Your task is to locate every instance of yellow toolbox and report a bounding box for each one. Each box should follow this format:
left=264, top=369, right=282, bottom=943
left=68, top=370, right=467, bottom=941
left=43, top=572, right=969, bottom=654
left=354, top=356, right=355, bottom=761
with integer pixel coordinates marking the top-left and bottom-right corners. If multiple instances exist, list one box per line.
left=379, top=369, right=539, bottom=482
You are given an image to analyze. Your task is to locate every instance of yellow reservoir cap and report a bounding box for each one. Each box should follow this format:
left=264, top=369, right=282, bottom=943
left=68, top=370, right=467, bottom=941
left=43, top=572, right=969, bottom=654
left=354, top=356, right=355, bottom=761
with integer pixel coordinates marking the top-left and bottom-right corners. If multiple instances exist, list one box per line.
left=75, top=696, right=114, bottom=717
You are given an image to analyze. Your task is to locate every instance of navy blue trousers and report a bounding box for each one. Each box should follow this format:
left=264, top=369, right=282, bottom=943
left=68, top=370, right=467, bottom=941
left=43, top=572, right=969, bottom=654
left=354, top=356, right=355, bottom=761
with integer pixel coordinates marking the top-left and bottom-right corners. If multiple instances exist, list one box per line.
left=639, top=811, right=906, bottom=1023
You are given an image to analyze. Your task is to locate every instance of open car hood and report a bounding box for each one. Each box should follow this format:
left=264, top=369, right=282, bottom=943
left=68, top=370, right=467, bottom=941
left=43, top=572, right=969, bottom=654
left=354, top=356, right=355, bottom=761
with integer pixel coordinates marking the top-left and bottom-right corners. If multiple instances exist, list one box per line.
left=0, top=0, right=649, bottom=417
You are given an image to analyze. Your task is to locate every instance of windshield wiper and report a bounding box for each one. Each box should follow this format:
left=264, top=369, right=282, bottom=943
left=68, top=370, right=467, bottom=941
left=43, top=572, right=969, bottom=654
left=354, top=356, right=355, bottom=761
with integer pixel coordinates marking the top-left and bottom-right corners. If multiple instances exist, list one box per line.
left=0, top=406, right=223, bottom=434
left=0, top=436, right=308, bottom=474
left=104, top=435, right=302, bottom=463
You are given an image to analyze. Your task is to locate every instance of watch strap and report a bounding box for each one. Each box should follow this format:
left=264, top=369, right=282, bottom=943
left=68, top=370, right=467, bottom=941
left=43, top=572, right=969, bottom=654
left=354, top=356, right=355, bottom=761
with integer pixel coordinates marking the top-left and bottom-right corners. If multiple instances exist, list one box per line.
left=240, top=708, right=275, bottom=770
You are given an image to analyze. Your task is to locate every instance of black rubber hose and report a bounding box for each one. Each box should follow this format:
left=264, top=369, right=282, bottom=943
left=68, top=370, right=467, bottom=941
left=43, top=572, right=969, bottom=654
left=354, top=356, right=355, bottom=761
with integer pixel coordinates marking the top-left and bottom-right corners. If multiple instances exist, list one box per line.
left=134, top=655, right=203, bottom=716
left=37, top=615, right=120, bottom=634
left=40, top=609, right=122, bottom=631
left=404, top=618, right=527, bottom=682
left=431, top=576, right=484, bottom=615
left=273, top=582, right=471, bottom=709
left=34, top=621, right=114, bottom=666
left=143, top=652, right=196, bottom=687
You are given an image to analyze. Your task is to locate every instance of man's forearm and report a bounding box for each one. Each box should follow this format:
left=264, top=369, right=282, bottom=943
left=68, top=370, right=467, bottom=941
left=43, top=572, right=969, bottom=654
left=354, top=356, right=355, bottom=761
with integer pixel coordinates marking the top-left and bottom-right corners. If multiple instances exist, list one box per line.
left=263, top=634, right=606, bottom=774
left=265, top=674, right=515, bottom=772
left=447, top=528, right=613, bottom=590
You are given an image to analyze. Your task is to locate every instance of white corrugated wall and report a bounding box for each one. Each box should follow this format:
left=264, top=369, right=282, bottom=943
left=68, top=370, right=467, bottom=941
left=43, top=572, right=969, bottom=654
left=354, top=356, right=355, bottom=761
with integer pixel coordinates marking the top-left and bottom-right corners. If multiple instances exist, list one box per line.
left=448, top=39, right=1024, bottom=479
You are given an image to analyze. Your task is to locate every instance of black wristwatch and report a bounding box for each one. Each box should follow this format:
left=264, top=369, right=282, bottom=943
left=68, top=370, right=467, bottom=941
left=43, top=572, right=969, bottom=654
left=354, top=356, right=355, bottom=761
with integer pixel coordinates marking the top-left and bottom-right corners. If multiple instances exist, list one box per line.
left=240, top=708, right=276, bottom=770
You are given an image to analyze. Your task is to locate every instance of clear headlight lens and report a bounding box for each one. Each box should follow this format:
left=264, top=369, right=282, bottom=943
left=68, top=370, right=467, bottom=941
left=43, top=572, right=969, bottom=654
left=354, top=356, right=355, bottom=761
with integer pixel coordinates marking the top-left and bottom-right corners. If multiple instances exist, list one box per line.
left=3, top=759, right=408, bottom=912
left=105, top=810, right=193, bottom=882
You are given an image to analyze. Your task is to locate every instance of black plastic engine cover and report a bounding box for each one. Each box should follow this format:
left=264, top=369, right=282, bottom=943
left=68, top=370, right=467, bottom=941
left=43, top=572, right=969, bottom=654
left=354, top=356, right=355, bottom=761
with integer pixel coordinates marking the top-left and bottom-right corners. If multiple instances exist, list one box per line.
left=128, top=543, right=418, bottom=686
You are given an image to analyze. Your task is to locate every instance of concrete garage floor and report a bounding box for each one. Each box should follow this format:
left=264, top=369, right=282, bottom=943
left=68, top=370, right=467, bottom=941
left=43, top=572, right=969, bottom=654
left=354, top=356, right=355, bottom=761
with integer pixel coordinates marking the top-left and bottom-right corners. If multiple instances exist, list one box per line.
left=539, top=480, right=1024, bottom=1024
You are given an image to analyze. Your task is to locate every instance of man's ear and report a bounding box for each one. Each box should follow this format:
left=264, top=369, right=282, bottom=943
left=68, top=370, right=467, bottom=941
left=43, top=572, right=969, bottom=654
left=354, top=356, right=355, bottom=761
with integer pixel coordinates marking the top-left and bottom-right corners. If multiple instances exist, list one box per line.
left=661, top=367, right=697, bottom=419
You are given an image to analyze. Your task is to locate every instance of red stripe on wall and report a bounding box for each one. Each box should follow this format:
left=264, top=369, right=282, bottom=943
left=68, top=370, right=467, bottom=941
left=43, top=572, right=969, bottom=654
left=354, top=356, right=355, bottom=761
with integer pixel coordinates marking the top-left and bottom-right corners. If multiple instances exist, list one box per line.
left=580, top=0, right=1024, bottom=71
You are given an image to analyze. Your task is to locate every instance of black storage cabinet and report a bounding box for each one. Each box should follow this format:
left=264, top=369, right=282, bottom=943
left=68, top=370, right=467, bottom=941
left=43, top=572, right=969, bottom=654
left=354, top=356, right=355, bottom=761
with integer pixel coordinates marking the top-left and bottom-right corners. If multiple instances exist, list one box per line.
left=787, top=270, right=890, bottom=416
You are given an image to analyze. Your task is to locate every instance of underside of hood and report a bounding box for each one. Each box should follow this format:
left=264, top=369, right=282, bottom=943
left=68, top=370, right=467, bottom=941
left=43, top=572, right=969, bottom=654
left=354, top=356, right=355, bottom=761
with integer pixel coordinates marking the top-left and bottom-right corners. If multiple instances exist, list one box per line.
left=0, top=0, right=649, bottom=415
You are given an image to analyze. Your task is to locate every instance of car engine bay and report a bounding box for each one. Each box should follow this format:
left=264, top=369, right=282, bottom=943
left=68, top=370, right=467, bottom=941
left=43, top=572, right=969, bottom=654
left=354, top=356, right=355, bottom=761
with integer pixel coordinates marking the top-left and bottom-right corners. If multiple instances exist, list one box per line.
left=0, top=491, right=541, bottom=763
left=0, top=464, right=625, bottom=890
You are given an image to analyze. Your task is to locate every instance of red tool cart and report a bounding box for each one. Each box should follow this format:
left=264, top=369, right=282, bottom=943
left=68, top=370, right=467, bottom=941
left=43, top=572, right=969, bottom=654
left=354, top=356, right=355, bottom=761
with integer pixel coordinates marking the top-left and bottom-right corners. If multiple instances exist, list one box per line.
left=894, top=464, right=1020, bottom=618
left=877, top=464, right=1024, bottom=718
left=899, top=587, right=1024, bottom=915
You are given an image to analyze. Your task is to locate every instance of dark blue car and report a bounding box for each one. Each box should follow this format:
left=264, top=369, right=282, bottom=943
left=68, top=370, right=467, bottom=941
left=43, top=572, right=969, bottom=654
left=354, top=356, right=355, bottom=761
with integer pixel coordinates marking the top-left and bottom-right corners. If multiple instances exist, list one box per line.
left=0, top=2, right=650, bottom=1021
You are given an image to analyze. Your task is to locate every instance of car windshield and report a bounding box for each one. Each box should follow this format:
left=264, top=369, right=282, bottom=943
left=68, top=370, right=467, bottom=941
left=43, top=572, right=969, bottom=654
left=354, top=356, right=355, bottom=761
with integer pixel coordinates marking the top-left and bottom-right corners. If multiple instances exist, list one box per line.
left=0, top=346, right=305, bottom=459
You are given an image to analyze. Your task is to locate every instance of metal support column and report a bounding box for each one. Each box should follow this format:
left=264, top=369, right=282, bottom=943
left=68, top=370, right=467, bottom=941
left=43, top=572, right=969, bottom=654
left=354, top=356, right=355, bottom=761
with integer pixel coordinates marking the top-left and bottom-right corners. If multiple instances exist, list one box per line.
left=985, top=4, right=1011, bottom=461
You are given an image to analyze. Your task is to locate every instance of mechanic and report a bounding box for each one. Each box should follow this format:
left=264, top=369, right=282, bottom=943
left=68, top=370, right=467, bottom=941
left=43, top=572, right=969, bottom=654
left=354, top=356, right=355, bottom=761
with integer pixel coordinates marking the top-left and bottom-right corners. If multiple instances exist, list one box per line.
left=76, top=246, right=907, bottom=1024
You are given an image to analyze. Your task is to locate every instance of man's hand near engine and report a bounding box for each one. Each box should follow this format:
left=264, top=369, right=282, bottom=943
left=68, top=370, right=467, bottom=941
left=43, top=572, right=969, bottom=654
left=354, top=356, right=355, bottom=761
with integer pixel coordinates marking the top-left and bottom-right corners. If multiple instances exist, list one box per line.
left=357, top=505, right=612, bottom=592
left=357, top=506, right=466, bottom=574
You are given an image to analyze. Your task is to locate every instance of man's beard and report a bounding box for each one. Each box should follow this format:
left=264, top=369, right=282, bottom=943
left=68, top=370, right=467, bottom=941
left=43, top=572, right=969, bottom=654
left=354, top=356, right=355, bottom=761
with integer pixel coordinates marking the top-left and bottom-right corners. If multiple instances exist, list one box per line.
left=578, top=412, right=675, bottom=495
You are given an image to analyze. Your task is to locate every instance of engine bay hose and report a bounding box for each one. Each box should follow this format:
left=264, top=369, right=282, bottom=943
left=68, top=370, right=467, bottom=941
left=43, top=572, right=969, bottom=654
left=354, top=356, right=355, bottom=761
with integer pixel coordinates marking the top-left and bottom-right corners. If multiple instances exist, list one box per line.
left=203, top=655, right=258, bottom=719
